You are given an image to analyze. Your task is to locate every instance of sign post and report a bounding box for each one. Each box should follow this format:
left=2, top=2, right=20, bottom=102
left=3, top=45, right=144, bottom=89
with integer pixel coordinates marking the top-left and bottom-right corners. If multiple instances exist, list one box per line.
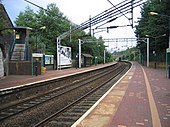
left=166, top=48, right=170, bottom=78
left=78, top=39, right=81, bottom=68
left=32, top=53, right=43, bottom=76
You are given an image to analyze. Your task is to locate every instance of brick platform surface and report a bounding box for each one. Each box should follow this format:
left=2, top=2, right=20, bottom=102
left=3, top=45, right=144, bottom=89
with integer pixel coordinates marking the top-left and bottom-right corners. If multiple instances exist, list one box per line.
left=109, top=63, right=170, bottom=127
left=72, top=62, right=170, bottom=127
left=0, top=63, right=114, bottom=90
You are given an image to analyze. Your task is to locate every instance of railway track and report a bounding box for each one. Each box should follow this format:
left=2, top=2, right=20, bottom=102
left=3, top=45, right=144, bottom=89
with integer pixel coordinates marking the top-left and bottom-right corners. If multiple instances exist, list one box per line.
left=0, top=63, right=115, bottom=120
left=33, top=62, right=130, bottom=127
left=0, top=65, right=112, bottom=101
left=0, top=63, right=116, bottom=107
left=0, top=62, right=131, bottom=127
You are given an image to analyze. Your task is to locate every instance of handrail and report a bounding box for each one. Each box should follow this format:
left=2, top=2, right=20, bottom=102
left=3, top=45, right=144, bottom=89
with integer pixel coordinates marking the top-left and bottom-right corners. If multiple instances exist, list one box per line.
left=10, top=32, right=16, bottom=60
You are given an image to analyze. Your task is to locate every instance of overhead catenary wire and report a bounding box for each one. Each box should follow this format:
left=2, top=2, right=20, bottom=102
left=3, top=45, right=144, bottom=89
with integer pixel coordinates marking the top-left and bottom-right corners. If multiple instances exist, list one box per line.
left=80, top=0, right=133, bottom=29
left=24, top=0, right=146, bottom=40
left=61, top=0, right=145, bottom=40
left=80, top=0, right=141, bottom=28
left=107, top=0, right=130, bottom=20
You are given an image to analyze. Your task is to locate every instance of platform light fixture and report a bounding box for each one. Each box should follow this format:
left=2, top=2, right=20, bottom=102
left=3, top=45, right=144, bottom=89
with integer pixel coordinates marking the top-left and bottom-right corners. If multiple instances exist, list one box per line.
left=149, top=12, right=159, bottom=16
left=35, top=26, right=46, bottom=76
left=149, top=11, right=170, bottom=75
left=145, top=34, right=166, bottom=69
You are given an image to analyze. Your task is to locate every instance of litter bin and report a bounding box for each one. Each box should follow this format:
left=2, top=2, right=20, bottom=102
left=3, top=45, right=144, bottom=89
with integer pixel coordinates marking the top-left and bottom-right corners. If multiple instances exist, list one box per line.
left=41, top=67, right=46, bottom=74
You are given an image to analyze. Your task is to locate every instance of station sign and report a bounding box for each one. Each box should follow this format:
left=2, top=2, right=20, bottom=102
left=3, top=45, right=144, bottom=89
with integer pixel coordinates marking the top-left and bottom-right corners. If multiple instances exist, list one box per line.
left=32, top=53, right=43, bottom=58
left=45, top=55, right=54, bottom=65
left=167, top=48, right=170, bottom=53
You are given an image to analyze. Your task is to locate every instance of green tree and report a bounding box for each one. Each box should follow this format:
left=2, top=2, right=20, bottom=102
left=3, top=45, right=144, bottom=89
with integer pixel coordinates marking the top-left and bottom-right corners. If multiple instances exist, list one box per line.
left=135, top=0, right=170, bottom=65
left=15, top=6, right=37, bottom=27
left=14, top=3, right=112, bottom=64
left=15, top=4, right=72, bottom=54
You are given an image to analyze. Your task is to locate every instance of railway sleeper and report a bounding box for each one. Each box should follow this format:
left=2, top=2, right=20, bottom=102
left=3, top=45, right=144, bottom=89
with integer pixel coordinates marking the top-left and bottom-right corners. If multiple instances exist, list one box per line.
left=77, top=103, right=93, bottom=107
left=48, top=120, right=73, bottom=126
left=62, top=112, right=83, bottom=117
left=56, top=115, right=78, bottom=121
left=28, top=101, right=40, bottom=104
left=73, top=108, right=89, bottom=113
left=0, top=111, right=14, bottom=117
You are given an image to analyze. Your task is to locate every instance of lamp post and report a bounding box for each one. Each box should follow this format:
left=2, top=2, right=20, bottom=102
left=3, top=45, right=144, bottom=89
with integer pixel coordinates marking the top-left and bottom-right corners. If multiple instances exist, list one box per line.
left=137, top=38, right=149, bottom=67
left=35, top=26, right=46, bottom=53
left=103, top=45, right=109, bottom=64
left=145, top=37, right=150, bottom=67
left=95, top=56, right=98, bottom=66
left=149, top=12, right=170, bottom=77
left=104, top=49, right=106, bottom=64
left=78, top=39, right=82, bottom=68
left=146, top=34, right=166, bottom=69
left=149, top=12, right=170, bottom=48
left=78, top=39, right=89, bottom=68
left=35, top=26, right=46, bottom=76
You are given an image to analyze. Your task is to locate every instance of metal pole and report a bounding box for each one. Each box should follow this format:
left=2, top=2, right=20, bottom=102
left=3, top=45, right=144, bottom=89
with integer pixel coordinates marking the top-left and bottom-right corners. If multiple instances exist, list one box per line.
left=139, top=49, right=141, bottom=63
left=36, top=31, right=38, bottom=53
left=89, top=16, right=91, bottom=36
left=133, top=52, right=135, bottom=61
left=56, top=37, right=60, bottom=70
left=59, top=44, right=61, bottom=70
left=169, top=17, right=170, bottom=48
left=147, top=38, right=149, bottom=67
left=165, top=17, right=170, bottom=78
left=166, top=49, right=168, bottom=78
left=78, top=39, right=81, bottom=68
left=168, top=18, right=170, bottom=78
left=154, top=38, right=156, bottom=69
left=70, top=26, right=72, bottom=43
left=35, top=31, right=38, bottom=76
left=104, top=49, right=106, bottom=64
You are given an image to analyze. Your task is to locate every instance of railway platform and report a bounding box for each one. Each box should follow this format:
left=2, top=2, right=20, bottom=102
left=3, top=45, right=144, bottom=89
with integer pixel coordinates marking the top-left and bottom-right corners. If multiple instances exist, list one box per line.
left=0, top=63, right=115, bottom=90
left=72, top=62, right=170, bottom=127
left=0, top=62, right=169, bottom=127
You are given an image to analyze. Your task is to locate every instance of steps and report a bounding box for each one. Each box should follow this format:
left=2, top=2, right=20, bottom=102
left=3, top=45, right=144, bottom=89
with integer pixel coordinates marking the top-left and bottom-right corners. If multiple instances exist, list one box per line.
left=11, top=44, right=25, bottom=61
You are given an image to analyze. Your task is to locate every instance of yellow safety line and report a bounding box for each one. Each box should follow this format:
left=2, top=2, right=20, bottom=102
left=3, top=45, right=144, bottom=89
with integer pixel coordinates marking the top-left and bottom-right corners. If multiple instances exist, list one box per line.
left=141, top=66, right=162, bottom=127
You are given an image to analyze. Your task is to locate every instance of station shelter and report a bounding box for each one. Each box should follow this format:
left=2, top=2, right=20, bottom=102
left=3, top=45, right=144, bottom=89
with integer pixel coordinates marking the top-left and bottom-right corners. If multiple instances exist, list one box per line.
left=81, top=53, right=93, bottom=67
left=8, top=27, right=33, bottom=75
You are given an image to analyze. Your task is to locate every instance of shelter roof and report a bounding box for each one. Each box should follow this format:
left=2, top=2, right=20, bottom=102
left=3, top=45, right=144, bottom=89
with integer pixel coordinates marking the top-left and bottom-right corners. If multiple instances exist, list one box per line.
left=82, top=53, right=93, bottom=58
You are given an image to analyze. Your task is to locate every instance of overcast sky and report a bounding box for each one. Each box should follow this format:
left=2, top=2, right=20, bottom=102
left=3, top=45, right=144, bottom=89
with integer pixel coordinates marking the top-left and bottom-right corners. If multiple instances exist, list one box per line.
left=2, top=0, right=143, bottom=51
